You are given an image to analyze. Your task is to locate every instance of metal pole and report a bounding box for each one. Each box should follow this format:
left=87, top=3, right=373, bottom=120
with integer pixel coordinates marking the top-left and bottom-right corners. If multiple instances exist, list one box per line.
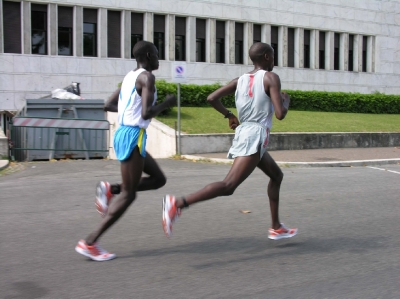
left=177, top=83, right=181, bottom=155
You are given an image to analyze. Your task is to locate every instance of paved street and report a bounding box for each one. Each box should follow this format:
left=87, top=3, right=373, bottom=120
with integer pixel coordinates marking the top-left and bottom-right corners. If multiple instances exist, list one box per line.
left=1, top=159, right=400, bottom=299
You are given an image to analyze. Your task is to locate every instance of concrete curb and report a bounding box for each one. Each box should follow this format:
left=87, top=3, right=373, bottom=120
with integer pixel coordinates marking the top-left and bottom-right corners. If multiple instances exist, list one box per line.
left=181, top=155, right=400, bottom=168
left=0, top=160, right=10, bottom=171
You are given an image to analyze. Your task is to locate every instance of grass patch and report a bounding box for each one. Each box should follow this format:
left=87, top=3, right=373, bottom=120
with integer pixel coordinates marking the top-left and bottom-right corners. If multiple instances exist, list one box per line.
left=156, top=107, right=400, bottom=134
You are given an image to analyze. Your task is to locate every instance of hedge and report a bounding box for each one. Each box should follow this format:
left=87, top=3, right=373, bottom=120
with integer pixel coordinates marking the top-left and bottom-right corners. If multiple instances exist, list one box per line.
left=155, top=80, right=400, bottom=114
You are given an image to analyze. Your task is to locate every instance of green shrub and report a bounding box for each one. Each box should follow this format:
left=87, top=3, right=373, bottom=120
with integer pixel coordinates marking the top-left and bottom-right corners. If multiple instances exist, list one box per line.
left=156, top=80, right=400, bottom=114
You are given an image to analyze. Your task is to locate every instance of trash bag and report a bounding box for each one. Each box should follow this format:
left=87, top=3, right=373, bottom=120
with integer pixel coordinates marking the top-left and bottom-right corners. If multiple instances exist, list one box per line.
left=51, top=89, right=82, bottom=100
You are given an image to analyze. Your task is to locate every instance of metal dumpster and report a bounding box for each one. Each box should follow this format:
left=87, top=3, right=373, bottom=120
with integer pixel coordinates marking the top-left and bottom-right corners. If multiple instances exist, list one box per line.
left=11, top=99, right=109, bottom=161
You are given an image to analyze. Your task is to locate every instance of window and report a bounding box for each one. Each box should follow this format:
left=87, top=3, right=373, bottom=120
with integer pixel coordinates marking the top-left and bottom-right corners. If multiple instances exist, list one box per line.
left=154, top=15, right=165, bottom=59
left=31, top=4, right=48, bottom=55
left=131, top=13, right=143, bottom=58
left=304, top=30, right=310, bottom=69
left=107, top=11, right=121, bottom=58
left=175, top=17, right=186, bottom=61
left=288, top=28, right=295, bottom=67
left=196, top=18, right=206, bottom=62
left=3, top=1, right=21, bottom=53
left=348, top=34, right=354, bottom=71
left=334, top=33, right=340, bottom=70
left=271, top=26, right=279, bottom=66
left=319, top=31, right=325, bottom=69
left=58, top=6, right=73, bottom=56
left=362, top=36, right=367, bottom=72
left=216, top=21, right=225, bottom=63
left=253, top=24, right=261, bottom=44
left=83, top=9, right=97, bottom=57
left=235, top=22, right=243, bottom=64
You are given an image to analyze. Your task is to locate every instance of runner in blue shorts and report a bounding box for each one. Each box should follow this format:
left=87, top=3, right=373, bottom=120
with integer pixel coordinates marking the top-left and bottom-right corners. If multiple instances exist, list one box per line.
left=75, top=41, right=176, bottom=261
left=162, top=42, right=298, bottom=241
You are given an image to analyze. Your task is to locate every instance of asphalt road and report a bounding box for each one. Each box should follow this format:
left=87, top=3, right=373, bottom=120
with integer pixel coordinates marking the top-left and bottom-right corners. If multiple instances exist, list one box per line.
left=1, top=159, right=399, bottom=299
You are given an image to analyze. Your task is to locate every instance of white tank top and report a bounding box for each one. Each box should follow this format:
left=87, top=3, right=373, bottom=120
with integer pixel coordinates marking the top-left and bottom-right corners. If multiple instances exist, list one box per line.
left=235, top=70, right=274, bottom=130
left=118, top=68, right=157, bottom=128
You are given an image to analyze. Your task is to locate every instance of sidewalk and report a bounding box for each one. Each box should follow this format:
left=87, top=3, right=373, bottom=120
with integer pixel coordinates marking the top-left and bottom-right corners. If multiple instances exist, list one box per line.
left=0, top=160, right=9, bottom=171
left=182, top=147, right=400, bottom=167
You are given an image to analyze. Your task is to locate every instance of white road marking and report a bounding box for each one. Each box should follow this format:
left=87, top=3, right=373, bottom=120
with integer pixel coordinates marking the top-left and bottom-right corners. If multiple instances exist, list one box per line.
left=367, top=166, right=400, bottom=175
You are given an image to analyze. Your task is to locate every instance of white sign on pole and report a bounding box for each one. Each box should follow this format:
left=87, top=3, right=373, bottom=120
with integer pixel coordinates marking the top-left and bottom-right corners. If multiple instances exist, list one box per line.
left=171, top=62, right=187, bottom=83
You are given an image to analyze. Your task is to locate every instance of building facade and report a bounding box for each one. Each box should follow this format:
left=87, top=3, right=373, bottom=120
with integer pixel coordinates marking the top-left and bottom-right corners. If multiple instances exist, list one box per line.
left=0, top=0, right=399, bottom=120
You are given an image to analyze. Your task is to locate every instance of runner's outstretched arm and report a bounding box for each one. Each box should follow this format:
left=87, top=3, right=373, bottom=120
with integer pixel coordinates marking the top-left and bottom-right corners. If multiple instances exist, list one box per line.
left=207, top=78, right=240, bottom=130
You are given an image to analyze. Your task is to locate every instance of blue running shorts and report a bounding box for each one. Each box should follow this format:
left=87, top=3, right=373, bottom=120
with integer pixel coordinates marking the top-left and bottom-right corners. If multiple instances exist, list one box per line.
left=113, top=125, right=147, bottom=161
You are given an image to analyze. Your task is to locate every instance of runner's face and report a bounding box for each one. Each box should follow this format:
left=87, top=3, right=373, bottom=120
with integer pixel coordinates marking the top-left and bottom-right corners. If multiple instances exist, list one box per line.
left=149, top=47, right=159, bottom=70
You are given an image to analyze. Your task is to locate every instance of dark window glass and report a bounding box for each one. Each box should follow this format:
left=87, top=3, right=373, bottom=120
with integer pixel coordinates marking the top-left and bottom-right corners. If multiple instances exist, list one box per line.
left=31, top=6, right=47, bottom=55
left=288, top=28, right=294, bottom=67
left=304, top=29, right=310, bottom=69
left=58, top=6, right=73, bottom=56
left=83, top=9, right=97, bottom=57
left=196, top=18, right=206, bottom=62
left=216, top=21, right=225, bottom=63
left=108, top=11, right=121, bottom=58
left=253, top=24, right=261, bottom=44
left=271, top=26, right=279, bottom=66
left=196, top=38, right=205, bottom=62
left=131, top=13, right=144, bottom=58
left=154, top=32, right=165, bottom=60
left=319, top=31, right=325, bottom=69
left=3, top=1, right=22, bottom=53
left=348, top=34, right=354, bottom=71
left=175, top=17, right=186, bottom=61
left=334, top=33, right=340, bottom=70
left=362, top=36, right=367, bottom=72
left=235, top=22, right=243, bottom=64
left=154, top=15, right=165, bottom=59
left=175, top=35, right=185, bottom=61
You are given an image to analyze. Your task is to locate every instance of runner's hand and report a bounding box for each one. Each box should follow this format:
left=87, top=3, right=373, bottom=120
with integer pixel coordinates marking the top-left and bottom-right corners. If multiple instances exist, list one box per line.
left=229, top=115, right=239, bottom=130
left=165, top=94, right=177, bottom=108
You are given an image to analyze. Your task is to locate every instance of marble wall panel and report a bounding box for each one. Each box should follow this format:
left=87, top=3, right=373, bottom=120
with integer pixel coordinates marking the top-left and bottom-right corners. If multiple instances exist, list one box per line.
left=0, top=55, right=14, bottom=73
left=13, top=56, right=42, bottom=73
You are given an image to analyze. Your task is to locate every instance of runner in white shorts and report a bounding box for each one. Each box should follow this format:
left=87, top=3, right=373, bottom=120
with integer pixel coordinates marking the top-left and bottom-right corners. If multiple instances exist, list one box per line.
left=75, top=41, right=176, bottom=261
left=162, top=42, right=298, bottom=241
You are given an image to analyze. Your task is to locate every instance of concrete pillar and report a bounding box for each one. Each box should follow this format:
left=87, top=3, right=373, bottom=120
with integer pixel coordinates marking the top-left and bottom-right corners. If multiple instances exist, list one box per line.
left=122, top=11, right=131, bottom=59
left=98, top=8, right=107, bottom=58
left=295, top=28, right=303, bottom=68
left=143, top=12, right=153, bottom=43
left=207, top=18, right=215, bottom=63
left=244, top=22, right=252, bottom=65
left=367, top=36, right=375, bottom=72
left=311, top=29, right=318, bottom=69
left=49, top=3, right=57, bottom=56
left=22, top=1, right=31, bottom=54
left=325, top=31, right=334, bottom=70
left=166, top=15, right=174, bottom=61
left=0, top=0, right=4, bottom=53
left=278, top=26, right=288, bottom=67
left=74, top=6, right=83, bottom=57
left=261, top=24, right=271, bottom=44
left=186, top=16, right=196, bottom=63
left=340, top=33, right=348, bottom=71
left=226, top=20, right=235, bottom=64
left=353, top=34, right=362, bottom=72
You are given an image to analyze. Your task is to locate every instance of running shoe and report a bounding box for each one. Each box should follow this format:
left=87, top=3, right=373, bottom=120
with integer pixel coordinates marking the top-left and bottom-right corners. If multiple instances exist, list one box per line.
left=268, top=223, right=298, bottom=240
left=162, top=195, right=181, bottom=237
left=75, top=240, right=116, bottom=261
left=95, top=181, right=114, bottom=217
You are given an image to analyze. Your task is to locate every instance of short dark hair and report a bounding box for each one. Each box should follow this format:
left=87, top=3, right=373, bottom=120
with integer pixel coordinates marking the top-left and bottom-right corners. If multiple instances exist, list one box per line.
left=132, top=41, right=156, bottom=61
left=249, top=42, right=273, bottom=63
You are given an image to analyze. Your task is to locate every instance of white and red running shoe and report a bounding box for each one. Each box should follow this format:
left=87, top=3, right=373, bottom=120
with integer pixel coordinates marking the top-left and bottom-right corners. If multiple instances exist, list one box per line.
left=95, top=181, right=114, bottom=217
left=162, top=195, right=181, bottom=238
left=75, top=240, right=116, bottom=261
left=268, top=223, right=298, bottom=240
